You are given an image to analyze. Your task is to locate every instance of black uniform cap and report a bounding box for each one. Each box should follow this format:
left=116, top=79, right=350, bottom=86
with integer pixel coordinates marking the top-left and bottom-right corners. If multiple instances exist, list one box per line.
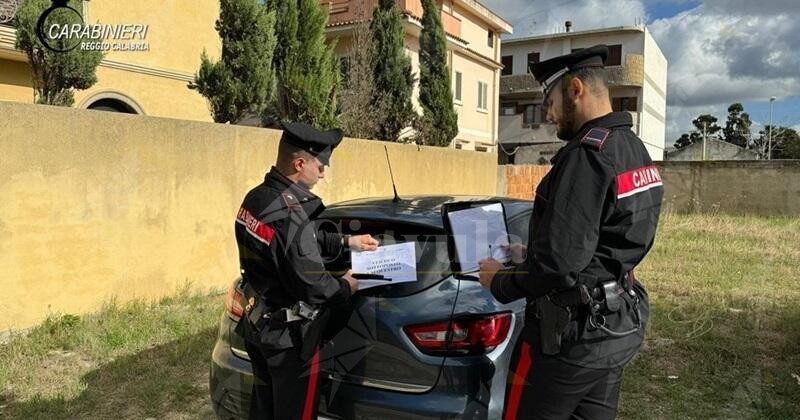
left=530, top=45, right=609, bottom=99
left=280, top=122, right=343, bottom=166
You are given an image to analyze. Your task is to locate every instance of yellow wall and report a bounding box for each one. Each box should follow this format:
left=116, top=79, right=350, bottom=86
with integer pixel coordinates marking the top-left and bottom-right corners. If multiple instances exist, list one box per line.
left=73, top=66, right=212, bottom=121
left=0, top=101, right=498, bottom=330
left=0, top=0, right=220, bottom=122
left=85, top=0, right=221, bottom=75
left=0, top=58, right=32, bottom=103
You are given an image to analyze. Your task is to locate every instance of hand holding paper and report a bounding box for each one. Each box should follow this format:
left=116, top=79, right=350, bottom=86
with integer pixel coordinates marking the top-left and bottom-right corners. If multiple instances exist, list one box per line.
left=351, top=242, right=417, bottom=291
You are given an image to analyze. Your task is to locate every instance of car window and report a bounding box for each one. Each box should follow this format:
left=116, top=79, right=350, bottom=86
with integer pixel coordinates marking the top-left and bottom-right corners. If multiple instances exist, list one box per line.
left=505, top=202, right=533, bottom=245
left=318, top=219, right=451, bottom=297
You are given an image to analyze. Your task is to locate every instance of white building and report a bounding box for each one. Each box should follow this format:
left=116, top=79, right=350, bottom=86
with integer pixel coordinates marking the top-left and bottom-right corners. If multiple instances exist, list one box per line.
left=497, top=25, right=668, bottom=162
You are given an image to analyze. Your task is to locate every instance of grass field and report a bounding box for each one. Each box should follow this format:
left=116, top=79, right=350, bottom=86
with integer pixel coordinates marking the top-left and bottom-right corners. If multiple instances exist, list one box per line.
left=1, top=214, right=798, bottom=419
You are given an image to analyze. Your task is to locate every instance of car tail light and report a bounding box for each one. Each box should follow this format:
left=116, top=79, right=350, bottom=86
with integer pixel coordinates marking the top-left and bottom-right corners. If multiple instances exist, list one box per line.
left=404, top=312, right=512, bottom=356
left=226, top=286, right=244, bottom=321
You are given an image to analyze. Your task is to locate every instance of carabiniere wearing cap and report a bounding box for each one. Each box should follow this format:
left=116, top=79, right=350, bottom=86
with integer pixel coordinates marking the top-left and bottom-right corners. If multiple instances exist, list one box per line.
left=478, top=45, right=664, bottom=419
left=233, top=122, right=379, bottom=419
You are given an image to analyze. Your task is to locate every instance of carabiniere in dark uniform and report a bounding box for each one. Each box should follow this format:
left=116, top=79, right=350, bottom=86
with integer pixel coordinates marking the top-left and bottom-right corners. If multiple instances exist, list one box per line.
left=234, top=123, right=354, bottom=420
left=485, top=45, right=664, bottom=419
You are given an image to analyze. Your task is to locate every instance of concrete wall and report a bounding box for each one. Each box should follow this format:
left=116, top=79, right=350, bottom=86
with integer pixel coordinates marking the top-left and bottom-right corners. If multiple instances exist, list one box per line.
left=0, top=101, right=497, bottom=330
left=498, top=162, right=800, bottom=216
left=657, top=161, right=800, bottom=215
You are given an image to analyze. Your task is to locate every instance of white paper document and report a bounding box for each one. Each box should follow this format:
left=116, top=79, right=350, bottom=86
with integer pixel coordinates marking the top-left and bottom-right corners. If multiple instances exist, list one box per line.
left=446, top=203, right=511, bottom=278
left=351, top=242, right=417, bottom=290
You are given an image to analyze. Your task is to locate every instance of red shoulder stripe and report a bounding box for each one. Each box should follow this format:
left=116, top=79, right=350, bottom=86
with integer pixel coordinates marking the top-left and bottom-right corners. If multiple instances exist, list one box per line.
left=616, top=165, right=663, bottom=199
left=236, top=207, right=275, bottom=245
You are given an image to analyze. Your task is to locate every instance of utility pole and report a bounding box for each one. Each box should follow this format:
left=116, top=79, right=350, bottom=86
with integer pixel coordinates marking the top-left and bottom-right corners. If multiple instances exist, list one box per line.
left=703, top=121, right=708, bottom=161
left=768, top=96, right=776, bottom=160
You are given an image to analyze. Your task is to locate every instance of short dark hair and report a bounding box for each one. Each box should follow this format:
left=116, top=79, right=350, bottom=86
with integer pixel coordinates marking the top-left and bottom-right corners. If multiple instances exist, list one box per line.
left=563, top=66, right=608, bottom=95
left=277, top=140, right=314, bottom=168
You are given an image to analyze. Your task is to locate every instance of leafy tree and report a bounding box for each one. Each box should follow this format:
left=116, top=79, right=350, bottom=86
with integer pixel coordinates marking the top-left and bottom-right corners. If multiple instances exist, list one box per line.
left=673, top=114, right=722, bottom=149
left=414, top=0, right=458, bottom=147
left=189, top=0, right=276, bottom=124
left=754, top=125, right=800, bottom=159
left=14, top=0, right=103, bottom=106
left=265, top=0, right=339, bottom=129
left=369, top=0, right=416, bottom=141
left=674, top=132, right=701, bottom=149
left=722, top=103, right=752, bottom=148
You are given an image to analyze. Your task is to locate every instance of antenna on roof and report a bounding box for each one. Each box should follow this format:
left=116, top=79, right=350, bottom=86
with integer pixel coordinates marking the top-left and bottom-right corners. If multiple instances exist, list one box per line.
left=384, top=145, right=401, bottom=203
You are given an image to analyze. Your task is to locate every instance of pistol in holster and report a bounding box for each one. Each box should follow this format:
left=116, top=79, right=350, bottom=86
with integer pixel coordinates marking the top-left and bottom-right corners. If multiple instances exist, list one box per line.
left=240, top=281, right=271, bottom=332
left=534, top=295, right=573, bottom=355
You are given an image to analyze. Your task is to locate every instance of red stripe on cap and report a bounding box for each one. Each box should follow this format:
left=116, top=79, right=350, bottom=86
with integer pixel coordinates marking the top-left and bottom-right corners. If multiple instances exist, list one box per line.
left=616, top=165, right=663, bottom=199
left=302, top=347, right=321, bottom=420
left=504, top=341, right=532, bottom=420
left=236, top=207, right=275, bottom=245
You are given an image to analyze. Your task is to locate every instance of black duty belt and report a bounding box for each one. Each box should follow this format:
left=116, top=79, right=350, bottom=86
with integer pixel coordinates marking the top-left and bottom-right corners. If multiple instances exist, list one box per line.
left=541, top=273, right=642, bottom=338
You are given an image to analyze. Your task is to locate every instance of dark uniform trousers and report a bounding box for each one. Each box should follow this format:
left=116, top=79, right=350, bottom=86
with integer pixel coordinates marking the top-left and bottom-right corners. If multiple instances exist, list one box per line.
left=245, top=341, right=322, bottom=420
left=490, top=112, right=663, bottom=419
left=503, top=340, right=623, bottom=420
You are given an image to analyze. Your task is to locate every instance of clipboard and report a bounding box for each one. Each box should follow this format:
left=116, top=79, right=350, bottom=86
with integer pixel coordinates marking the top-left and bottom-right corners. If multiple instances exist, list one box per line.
left=441, top=201, right=512, bottom=280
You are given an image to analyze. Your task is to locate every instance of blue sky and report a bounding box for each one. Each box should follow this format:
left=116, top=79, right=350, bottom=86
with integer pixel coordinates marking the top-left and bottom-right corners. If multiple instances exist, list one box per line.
left=482, top=0, right=800, bottom=145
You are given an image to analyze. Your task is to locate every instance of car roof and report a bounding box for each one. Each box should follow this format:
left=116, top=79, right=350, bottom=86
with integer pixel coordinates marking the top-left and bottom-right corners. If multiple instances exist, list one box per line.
left=321, top=195, right=532, bottom=230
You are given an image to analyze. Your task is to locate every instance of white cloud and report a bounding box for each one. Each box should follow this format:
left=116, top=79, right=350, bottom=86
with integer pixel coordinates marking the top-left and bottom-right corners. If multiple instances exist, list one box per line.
left=650, top=2, right=800, bottom=140
left=486, top=0, right=647, bottom=37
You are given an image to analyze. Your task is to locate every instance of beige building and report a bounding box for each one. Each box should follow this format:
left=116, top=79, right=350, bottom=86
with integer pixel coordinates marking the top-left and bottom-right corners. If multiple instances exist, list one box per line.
left=0, top=0, right=511, bottom=150
left=0, top=0, right=221, bottom=121
left=326, top=0, right=512, bottom=151
left=498, top=25, right=668, bottom=162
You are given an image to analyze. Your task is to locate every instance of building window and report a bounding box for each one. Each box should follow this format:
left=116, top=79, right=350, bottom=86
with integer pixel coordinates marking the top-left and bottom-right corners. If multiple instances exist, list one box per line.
left=527, top=52, right=540, bottom=72
left=607, top=44, right=622, bottom=66
left=501, top=55, right=513, bottom=76
left=501, top=102, right=516, bottom=116
left=487, top=30, right=493, bottom=48
left=523, top=104, right=538, bottom=124
left=477, top=81, right=488, bottom=111
left=612, top=97, right=638, bottom=112
left=572, top=45, right=621, bottom=65
left=453, top=71, right=462, bottom=102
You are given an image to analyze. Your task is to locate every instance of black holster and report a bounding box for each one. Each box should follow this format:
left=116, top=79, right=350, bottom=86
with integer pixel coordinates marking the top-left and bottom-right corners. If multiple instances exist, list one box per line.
left=534, top=295, right=572, bottom=355
left=296, top=307, right=330, bottom=362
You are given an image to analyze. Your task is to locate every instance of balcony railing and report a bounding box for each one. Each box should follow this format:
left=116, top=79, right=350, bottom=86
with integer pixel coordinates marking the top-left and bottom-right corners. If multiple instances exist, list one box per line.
left=324, top=0, right=461, bottom=38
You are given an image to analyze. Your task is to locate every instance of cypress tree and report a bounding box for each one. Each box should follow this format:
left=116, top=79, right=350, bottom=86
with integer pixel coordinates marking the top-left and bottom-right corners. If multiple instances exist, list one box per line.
left=416, top=0, right=458, bottom=146
left=370, top=0, right=415, bottom=141
left=189, top=0, right=276, bottom=124
left=265, top=0, right=340, bottom=129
